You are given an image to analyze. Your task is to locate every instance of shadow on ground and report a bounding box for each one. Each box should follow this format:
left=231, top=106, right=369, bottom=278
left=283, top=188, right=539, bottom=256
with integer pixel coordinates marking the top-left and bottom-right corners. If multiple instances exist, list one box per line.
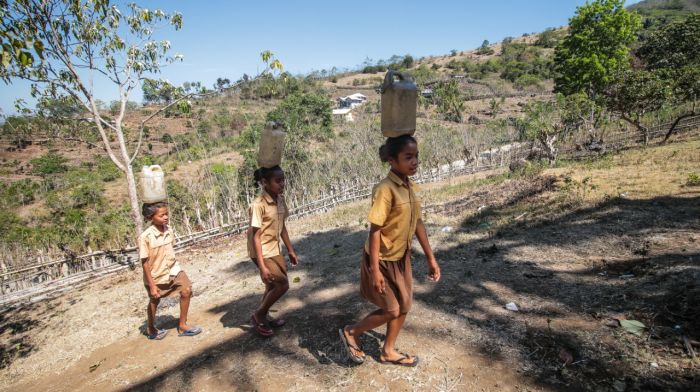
left=31, top=185, right=700, bottom=391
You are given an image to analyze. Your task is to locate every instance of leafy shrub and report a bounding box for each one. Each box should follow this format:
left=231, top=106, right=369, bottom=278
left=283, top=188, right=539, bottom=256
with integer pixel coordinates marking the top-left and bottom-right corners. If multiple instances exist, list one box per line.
left=161, top=133, right=174, bottom=143
left=362, top=65, right=387, bottom=74
left=534, top=28, right=564, bottom=48
left=514, top=74, right=543, bottom=90
left=266, top=92, right=333, bottom=140
left=31, top=152, right=68, bottom=175
left=687, top=173, right=700, bottom=186
left=197, top=119, right=212, bottom=136
left=95, top=157, right=121, bottom=182
left=209, top=162, right=237, bottom=176
left=433, top=80, right=464, bottom=122
left=476, top=40, right=495, bottom=55
left=0, top=179, right=39, bottom=208
left=212, top=108, right=232, bottom=131
left=236, top=122, right=262, bottom=151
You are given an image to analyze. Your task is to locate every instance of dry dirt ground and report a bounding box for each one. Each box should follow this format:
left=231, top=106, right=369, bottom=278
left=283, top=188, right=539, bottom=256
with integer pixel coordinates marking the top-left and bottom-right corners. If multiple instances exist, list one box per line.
left=1, top=140, right=699, bottom=392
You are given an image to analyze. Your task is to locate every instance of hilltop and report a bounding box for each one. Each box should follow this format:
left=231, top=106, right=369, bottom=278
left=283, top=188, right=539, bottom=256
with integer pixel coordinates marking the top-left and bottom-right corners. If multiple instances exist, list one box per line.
left=0, top=0, right=697, bottom=273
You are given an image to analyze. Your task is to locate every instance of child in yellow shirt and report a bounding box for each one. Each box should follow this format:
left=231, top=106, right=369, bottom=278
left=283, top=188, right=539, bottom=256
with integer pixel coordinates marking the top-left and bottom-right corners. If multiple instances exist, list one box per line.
left=139, top=202, right=202, bottom=340
left=247, top=165, right=299, bottom=337
left=340, top=134, right=440, bottom=366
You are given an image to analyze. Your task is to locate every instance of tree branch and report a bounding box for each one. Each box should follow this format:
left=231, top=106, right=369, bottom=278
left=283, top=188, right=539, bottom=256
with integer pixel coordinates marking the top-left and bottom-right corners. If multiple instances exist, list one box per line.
left=662, top=112, right=697, bottom=143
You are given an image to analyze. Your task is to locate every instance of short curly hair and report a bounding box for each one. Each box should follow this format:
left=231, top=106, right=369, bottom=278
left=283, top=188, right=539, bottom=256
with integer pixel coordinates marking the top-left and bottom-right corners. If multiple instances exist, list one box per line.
left=142, top=201, right=168, bottom=220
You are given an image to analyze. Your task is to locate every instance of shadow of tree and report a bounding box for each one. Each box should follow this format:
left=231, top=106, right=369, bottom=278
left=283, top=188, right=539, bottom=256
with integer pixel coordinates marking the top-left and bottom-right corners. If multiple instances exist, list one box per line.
left=121, top=192, right=698, bottom=391
left=0, top=310, right=38, bottom=369
left=415, top=194, right=700, bottom=390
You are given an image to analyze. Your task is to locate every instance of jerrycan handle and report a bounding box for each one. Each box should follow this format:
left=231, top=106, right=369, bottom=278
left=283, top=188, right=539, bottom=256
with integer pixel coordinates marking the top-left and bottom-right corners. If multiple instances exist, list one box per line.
left=381, top=70, right=415, bottom=93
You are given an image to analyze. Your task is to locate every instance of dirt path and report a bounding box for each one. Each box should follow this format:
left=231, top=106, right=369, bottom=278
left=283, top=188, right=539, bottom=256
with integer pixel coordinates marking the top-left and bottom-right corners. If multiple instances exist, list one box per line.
left=2, top=141, right=699, bottom=391
left=1, top=223, right=543, bottom=392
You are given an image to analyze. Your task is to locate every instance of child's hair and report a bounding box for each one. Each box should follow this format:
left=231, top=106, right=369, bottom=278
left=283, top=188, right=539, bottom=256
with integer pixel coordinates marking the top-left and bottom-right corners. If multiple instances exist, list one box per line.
left=253, top=165, right=283, bottom=186
left=142, top=201, right=168, bottom=220
left=378, top=134, right=417, bottom=163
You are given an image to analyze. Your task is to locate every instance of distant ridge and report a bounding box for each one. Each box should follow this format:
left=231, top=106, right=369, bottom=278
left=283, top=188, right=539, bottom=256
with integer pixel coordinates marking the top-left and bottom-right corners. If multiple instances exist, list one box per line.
left=629, top=0, right=700, bottom=12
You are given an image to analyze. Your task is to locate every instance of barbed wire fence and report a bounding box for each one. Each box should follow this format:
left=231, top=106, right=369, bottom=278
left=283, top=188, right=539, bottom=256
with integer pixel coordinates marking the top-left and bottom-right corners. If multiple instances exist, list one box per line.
left=1, top=114, right=699, bottom=307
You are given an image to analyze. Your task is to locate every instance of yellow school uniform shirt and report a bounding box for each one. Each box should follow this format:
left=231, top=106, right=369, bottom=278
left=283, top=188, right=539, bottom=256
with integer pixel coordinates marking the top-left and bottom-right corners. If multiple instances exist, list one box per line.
left=247, top=191, right=289, bottom=259
left=138, top=225, right=181, bottom=285
left=364, top=171, right=422, bottom=261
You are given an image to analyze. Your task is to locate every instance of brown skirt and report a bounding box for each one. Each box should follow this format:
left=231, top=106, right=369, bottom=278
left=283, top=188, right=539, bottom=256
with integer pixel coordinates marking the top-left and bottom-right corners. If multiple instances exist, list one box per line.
left=360, top=251, right=413, bottom=314
left=145, top=271, right=192, bottom=298
left=251, top=255, right=288, bottom=284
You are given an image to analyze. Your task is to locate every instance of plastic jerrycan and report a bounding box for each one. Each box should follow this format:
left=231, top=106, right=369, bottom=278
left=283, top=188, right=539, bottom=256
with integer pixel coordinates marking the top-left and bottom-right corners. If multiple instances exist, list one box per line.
left=140, top=165, right=167, bottom=203
left=257, top=121, right=286, bottom=168
left=381, top=70, right=417, bottom=137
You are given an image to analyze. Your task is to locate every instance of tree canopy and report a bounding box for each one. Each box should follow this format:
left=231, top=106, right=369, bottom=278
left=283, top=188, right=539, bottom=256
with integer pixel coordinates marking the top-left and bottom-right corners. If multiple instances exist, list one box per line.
left=554, top=0, right=641, bottom=97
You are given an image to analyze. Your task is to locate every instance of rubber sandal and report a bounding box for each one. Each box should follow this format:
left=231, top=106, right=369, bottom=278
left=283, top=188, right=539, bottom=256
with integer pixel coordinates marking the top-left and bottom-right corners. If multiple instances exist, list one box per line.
left=177, top=326, right=202, bottom=337
left=268, top=318, right=286, bottom=328
left=147, top=329, right=168, bottom=340
left=338, top=327, right=365, bottom=364
left=380, top=353, right=419, bottom=367
left=251, top=314, right=273, bottom=337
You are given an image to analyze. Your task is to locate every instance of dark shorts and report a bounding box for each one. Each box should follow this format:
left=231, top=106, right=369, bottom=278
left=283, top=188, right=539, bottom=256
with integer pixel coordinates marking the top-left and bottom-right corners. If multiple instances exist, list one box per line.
left=145, top=271, right=192, bottom=298
left=360, top=251, right=413, bottom=314
left=251, top=255, right=288, bottom=284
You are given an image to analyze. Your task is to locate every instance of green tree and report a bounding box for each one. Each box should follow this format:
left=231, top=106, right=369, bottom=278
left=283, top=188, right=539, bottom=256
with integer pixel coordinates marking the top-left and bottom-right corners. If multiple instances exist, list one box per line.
left=401, top=54, right=414, bottom=68
left=519, top=96, right=584, bottom=164
left=0, top=0, right=184, bottom=237
left=266, top=92, right=333, bottom=139
left=141, top=78, right=184, bottom=104
left=636, top=14, right=700, bottom=142
left=554, top=0, right=641, bottom=98
left=214, top=77, right=231, bottom=91
left=433, top=80, right=464, bottom=122
left=476, top=40, right=494, bottom=55
left=603, top=69, right=669, bottom=143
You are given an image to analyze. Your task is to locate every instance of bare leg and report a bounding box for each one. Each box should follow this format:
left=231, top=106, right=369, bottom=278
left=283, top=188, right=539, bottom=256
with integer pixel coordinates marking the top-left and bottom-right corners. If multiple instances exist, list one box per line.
left=381, top=313, right=407, bottom=359
left=345, top=309, right=398, bottom=357
left=178, top=286, right=193, bottom=332
left=254, top=281, right=289, bottom=321
left=380, top=314, right=416, bottom=364
left=259, top=283, right=273, bottom=309
left=147, top=298, right=160, bottom=335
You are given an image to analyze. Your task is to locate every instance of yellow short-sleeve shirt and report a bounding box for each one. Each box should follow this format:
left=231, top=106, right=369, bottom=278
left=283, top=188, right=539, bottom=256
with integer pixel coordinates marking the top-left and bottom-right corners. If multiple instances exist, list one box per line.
left=364, top=171, right=422, bottom=261
left=138, top=225, right=181, bottom=285
left=247, top=192, right=289, bottom=259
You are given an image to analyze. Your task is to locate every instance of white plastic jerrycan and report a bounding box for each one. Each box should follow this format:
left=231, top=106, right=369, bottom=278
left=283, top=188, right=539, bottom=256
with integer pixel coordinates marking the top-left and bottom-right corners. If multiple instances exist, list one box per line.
left=257, top=121, right=286, bottom=168
left=140, top=165, right=167, bottom=203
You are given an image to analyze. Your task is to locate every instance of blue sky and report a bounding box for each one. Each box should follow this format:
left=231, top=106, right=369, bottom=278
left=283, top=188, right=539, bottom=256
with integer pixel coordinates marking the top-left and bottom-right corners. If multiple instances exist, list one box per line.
left=1, top=0, right=642, bottom=114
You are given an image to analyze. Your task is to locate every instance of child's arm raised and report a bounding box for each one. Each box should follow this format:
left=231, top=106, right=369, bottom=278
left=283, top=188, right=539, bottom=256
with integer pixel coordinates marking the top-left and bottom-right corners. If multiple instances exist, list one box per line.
left=368, top=224, right=386, bottom=294
left=280, top=225, right=298, bottom=266
left=415, top=219, right=441, bottom=282
left=251, top=227, right=274, bottom=284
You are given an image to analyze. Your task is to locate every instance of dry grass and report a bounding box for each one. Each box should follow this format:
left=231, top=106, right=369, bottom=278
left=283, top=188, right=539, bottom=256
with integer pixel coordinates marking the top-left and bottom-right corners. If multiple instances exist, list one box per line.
left=1, top=115, right=699, bottom=392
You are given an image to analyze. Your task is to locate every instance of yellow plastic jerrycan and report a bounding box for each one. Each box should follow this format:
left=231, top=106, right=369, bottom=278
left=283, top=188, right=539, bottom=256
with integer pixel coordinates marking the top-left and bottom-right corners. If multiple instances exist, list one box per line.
left=257, top=121, right=286, bottom=168
left=140, top=165, right=167, bottom=203
left=381, top=70, right=417, bottom=138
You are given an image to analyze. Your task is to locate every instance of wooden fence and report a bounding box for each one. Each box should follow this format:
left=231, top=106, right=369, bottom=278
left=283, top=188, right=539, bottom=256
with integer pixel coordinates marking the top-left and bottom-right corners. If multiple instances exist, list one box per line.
left=1, top=114, right=699, bottom=307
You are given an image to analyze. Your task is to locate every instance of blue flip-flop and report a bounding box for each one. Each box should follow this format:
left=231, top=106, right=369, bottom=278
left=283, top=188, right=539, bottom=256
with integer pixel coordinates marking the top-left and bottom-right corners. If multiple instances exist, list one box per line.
left=147, top=329, right=168, bottom=340
left=177, top=326, right=202, bottom=337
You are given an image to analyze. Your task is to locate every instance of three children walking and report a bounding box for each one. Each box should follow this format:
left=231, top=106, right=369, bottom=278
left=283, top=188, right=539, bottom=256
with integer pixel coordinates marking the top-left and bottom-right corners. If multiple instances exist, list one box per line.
left=138, top=134, right=440, bottom=367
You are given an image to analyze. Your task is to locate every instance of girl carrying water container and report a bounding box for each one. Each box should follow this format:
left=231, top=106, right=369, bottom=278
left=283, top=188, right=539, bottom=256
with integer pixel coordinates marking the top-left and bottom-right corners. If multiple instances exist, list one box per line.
left=247, top=122, right=299, bottom=337
left=339, top=134, right=441, bottom=366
